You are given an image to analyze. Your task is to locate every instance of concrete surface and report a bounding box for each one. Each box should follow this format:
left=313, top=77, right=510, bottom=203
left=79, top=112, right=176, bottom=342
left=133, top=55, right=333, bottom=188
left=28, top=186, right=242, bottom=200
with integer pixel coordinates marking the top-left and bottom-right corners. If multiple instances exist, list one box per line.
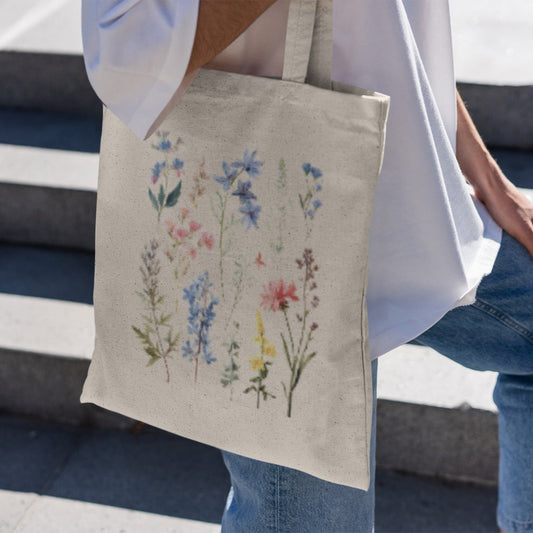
left=458, top=82, right=533, bottom=150
left=0, top=108, right=101, bottom=152
left=1, top=0, right=530, bottom=87
left=1, top=128, right=531, bottom=251
left=0, top=242, right=504, bottom=483
left=0, top=0, right=531, bottom=145
left=0, top=413, right=500, bottom=533
left=0, top=110, right=100, bottom=250
left=449, top=0, right=533, bottom=85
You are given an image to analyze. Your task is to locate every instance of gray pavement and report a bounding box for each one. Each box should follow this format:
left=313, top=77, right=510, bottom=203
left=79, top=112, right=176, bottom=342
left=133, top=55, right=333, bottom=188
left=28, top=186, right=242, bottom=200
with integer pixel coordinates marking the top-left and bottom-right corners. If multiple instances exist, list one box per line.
left=1, top=0, right=531, bottom=86
left=0, top=413, right=499, bottom=533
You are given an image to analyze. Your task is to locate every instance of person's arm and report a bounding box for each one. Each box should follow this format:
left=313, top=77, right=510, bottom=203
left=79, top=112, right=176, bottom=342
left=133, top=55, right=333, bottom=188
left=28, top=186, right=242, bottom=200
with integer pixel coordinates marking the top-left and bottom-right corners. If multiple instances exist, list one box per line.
left=146, top=0, right=279, bottom=137
left=185, top=0, right=280, bottom=76
left=455, top=89, right=533, bottom=257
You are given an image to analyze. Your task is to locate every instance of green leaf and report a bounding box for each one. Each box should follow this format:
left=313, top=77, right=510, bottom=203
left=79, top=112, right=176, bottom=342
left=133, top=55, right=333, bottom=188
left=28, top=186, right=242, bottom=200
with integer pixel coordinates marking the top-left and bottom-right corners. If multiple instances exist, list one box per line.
left=158, top=183, right=165, bottom=207
left=165, top=181, right=182, bottom=207
left=280, top=333, right=291, bottom=367
left=243, top=386, right=256, bottom=394
left=281, top=382, right=288, bottom=399
left=301, top=351, right=317, bottom=371
left=144, top=346, right=159, bottom=359
left=148, top=188, right=159, bottom=211
left=146, top=356, right=160, bottom=367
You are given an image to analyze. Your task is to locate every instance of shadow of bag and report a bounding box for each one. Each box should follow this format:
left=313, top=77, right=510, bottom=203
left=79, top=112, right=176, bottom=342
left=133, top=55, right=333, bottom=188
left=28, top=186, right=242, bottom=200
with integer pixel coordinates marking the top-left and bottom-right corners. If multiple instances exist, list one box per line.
left=80, top=0, right=390, bottom=490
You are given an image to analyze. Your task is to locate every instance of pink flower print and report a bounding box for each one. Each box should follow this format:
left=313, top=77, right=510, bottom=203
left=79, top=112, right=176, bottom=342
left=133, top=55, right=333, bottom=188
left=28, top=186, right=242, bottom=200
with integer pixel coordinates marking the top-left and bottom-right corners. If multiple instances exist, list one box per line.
left=189, top=247, right=198, bottom=260
left=199, top=232, right=214, bottom=250
left=180, top=207, right=190, bottom=220
left=260, top=280, right=299, bottom=312
left=189, top=220, right=202, bottom=232
left=172, top=227, right=189, bottom=242
left=164, top=218, right=176, bottom=232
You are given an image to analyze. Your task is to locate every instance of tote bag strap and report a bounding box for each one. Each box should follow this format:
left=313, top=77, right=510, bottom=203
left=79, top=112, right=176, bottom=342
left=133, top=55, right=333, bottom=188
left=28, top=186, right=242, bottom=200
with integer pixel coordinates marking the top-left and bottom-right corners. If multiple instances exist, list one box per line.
left=281, top=0, right=333, bottom=90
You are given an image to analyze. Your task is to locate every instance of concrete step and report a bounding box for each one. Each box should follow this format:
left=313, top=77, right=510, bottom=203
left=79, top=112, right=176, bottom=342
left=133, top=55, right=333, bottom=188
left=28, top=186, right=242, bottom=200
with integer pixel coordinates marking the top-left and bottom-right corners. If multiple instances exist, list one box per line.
left=0, top=242, right=505, bottom=485
left=0, top=412, right=499, bottom=533
left=0, top=120, right=532, bottom=250
left=0, top=0, right=531, bottom=147
left=0, top=109, right=100, bottom=251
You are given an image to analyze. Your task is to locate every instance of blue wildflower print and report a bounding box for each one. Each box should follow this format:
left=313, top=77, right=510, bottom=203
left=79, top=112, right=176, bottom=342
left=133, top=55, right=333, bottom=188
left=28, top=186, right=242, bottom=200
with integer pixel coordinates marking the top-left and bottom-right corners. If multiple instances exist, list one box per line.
left=171, top=158, right=184, bottom=170
left=152, top=131, right=172, bottom=152
left=213, top=161, right=238, bottom=191
left=211, top=149, right=264, bottom=300
left=239, top=200, right=262, bottom=230
left=151, top=161, right=166, bottom=184
left=299, top=162, right=324, bottom=227
left=311, top=167, right=322, bottom=179
left=302, top=162, right=322, bottom=179
left=182, top=271, right=219, bottom=381
left=147, top=132, right=184, bottom=221
left=232, top=180, right=257, bottom=204
left=232, top=149, right=264, bottom=179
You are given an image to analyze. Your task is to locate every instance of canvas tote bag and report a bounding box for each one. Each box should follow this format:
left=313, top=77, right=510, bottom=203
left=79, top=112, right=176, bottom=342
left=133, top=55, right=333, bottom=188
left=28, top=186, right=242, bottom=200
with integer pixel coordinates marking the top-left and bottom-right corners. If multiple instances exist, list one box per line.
left=80, top=0, right=390, bottom=490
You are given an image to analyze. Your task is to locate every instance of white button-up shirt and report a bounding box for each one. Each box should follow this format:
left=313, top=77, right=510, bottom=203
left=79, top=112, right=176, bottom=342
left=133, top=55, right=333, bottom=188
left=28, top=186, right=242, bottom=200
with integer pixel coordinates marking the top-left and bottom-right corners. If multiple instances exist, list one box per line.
left=82, top=0, right=502, bottom=359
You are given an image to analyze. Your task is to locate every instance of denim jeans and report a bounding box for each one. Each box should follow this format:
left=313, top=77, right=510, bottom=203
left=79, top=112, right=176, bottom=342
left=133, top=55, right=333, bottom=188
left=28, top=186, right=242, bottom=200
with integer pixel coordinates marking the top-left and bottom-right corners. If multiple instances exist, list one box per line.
left=219, top=229, right=533, bottom=533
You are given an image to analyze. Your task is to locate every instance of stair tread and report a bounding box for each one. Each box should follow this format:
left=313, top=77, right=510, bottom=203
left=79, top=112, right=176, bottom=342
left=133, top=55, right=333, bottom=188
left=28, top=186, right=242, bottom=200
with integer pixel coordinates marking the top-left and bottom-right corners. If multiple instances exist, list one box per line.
left=0, top=144, right=98, bottom=190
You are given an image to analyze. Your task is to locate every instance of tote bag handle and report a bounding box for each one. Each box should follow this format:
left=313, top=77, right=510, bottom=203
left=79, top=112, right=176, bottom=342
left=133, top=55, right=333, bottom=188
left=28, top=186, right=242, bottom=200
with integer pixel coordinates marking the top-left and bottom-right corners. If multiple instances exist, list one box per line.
left=282, top=0, right=333, bottom=89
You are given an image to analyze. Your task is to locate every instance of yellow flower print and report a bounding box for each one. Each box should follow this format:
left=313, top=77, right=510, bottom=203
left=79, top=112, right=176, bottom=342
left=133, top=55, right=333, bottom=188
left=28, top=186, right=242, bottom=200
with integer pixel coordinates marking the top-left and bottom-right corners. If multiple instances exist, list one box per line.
left=255, top=308, right=265, bottom=337
left=264, top=343, right=277, bottom=357
left=248, top=355, right=266, bottom=372
left=244, top=308, right=277, bottom=408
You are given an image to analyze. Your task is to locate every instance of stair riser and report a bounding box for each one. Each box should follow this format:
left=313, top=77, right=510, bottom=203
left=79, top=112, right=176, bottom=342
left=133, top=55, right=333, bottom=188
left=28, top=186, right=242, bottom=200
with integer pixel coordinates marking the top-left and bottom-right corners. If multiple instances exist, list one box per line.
left=458, top=82, right=533, bottom=150
left=0, top=51, right=101, bottom=118
left=0, top=347, right=498, bottom=485
left=0, top=50, right=529, bottom=150
left=0, top=183, right=95, bottom=251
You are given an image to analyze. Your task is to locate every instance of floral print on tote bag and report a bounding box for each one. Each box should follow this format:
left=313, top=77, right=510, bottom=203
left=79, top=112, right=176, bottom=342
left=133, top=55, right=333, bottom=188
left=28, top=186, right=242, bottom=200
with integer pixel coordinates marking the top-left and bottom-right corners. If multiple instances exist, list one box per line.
left=131, top=131, right=325, bottom=418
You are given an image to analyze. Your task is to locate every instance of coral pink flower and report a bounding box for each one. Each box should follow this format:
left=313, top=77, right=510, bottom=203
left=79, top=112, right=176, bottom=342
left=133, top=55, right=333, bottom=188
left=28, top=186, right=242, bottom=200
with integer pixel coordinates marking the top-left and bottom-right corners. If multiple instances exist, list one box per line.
left=255, top=252, right=265, bottom=267
left=260, top=280, right=299, bottom=312
left=189, top=220, right=202, bottom=232
left=189, top=247, right=198, bottom=259
left=199, top=232, right=214, bottom=250
left=172, top=227, right=189, bottom=241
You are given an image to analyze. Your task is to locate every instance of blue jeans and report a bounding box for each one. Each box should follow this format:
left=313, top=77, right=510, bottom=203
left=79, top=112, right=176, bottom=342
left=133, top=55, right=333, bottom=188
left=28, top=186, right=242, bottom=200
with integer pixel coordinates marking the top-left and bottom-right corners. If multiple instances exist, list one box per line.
left=220, top=230, right=533, bottom=533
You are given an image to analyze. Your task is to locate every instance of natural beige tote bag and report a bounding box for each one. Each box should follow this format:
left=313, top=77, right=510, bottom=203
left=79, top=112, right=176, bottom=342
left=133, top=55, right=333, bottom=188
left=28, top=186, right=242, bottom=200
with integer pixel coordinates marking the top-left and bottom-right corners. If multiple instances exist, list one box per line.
left=80, top=0, right=389, bottom=490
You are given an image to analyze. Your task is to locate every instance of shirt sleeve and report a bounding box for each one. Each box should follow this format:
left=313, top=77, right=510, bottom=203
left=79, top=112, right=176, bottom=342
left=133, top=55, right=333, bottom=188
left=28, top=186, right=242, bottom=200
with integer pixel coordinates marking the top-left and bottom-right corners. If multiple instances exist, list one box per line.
left=81, top=0, right=200, bottom=140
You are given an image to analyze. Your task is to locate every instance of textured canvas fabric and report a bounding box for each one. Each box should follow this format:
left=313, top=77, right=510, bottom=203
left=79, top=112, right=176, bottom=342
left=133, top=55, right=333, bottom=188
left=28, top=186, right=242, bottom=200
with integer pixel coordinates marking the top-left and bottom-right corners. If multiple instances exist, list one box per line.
left=80, top=0, right=389, bottom=489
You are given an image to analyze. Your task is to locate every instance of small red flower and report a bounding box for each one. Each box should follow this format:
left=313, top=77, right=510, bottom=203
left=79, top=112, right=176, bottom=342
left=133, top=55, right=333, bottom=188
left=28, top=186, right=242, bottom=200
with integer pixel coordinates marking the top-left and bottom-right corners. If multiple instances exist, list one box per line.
left=260, top=280, right=299, bottom=312
left=255, top=252, right=266, bottom=268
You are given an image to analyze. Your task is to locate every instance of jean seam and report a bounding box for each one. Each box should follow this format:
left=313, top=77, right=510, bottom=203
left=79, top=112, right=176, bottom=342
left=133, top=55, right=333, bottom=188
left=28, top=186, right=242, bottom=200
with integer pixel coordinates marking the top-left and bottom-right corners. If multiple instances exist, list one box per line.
left=499, top=508, right=533, bottom=527
left=275, top=465, right=280, bottom=533
left=473, top=298, right=533, bottom=345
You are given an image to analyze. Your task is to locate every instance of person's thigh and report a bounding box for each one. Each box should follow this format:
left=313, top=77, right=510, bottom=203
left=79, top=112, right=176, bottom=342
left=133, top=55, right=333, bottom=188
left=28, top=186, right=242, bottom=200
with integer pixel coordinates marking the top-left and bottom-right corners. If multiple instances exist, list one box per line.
left=413, top=229, right=533, bottom=533
left=219, top=358, right=378, bottom=533
left=412, top=229, right=533, bottom=374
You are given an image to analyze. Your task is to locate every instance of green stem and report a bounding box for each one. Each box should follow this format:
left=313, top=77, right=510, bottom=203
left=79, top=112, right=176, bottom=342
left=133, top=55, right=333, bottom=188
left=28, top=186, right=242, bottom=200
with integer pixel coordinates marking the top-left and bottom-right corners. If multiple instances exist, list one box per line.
left=217, top=168, right=245, bottom=300
left=282, top=307, right=295, bottom=354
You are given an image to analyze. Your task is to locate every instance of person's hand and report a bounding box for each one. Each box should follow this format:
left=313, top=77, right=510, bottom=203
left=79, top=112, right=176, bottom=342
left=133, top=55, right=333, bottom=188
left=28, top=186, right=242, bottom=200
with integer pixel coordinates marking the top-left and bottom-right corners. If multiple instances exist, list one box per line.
left=473, top=166, right=533, bottom=258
